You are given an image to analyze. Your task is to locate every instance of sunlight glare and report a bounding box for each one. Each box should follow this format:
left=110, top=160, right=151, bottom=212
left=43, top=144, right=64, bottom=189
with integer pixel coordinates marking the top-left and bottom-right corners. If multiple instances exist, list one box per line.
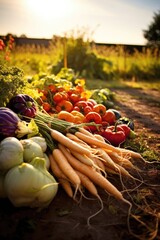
left=26, top=0, right=74, bottom=19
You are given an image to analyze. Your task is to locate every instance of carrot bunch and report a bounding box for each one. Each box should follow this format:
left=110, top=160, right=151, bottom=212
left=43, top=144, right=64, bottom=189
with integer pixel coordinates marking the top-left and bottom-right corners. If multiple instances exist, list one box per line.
left=33, top=114, right=143, bottom=207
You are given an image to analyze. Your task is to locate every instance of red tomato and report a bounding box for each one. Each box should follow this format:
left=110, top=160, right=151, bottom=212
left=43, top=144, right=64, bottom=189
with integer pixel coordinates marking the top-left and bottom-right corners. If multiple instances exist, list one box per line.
left=41, top=89, right=48, bottom=96
left=87, top=99, right=97, bottom=107
left=75, top=85, right=84, bottom=93
left=73, top=106, right=80, bottom=112
left=85, top=112, right=102, bottom=124
left=56, top=100, right=73, bottom=112
left=83, top=105, right=93, bottom=115
left=42, top=102, right=51, bottom=112
left=69, top=93, right=81, bottom=104
left=53, top=92, right=68, bottom=103
left=93, top=104, right=106, bottom=116
left=57, top=86, right=65, bottom=92
left=102, top=110, right=116, bottom=125
left=48, top=84, right=57, bottom=93
left=75, top=101, right=88, bottom=114
left=85, top=112, right=102, bottom=132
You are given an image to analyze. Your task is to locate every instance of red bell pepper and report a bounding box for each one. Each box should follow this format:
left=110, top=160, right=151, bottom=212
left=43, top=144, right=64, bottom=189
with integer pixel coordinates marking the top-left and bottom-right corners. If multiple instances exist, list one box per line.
left=101, top=125, right=126, bottom=146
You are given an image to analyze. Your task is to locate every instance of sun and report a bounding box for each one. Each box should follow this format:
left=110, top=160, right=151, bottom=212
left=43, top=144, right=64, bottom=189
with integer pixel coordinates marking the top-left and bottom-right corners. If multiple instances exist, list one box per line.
left=26, top=0, right=74, bottom=19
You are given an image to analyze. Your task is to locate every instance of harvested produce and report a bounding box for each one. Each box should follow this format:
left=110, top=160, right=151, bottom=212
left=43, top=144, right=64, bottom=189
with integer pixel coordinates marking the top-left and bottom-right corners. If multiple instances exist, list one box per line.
left=101, top=125, right=126, bottom=146
left=7, top=94, right=37, bottom=118
left=29, top=136, right=47, bottom=152
left=0, top=107, right=32, bottom=138
left=4, top=157, right=58, bottom=208
left=20, top=139, right=44, bottom=163
left=0, top=137, right=23, bottom=171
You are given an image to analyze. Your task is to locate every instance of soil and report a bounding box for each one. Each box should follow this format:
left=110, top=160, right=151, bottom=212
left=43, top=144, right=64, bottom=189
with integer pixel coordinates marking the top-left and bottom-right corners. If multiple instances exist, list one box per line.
left=0, top=87, right=160, bottom=240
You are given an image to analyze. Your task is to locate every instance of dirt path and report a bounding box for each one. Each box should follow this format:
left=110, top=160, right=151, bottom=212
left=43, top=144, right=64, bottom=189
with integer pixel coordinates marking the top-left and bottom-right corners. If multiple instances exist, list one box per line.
left=112, top=87, right=160, bottom=156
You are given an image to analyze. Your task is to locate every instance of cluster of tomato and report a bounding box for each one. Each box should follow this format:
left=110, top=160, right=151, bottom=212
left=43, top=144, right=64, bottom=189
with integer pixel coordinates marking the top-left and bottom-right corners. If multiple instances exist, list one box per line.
left=38, top=83, right=135, bottom=146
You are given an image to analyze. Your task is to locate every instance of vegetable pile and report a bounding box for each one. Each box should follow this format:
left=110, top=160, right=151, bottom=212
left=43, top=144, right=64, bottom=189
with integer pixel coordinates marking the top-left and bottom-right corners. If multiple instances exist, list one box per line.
left=0, top=78, right=146, bottom=230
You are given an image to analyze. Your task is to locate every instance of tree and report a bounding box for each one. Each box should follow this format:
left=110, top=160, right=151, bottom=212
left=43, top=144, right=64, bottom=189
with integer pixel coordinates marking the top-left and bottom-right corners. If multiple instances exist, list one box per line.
left=143, top=10, right=160, bottom=47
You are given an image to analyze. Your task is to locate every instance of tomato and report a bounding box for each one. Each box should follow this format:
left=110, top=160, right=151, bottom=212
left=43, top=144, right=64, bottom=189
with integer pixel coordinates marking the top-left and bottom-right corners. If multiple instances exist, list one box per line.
left=87, top=99, right=97, bottom=107
left=101, top=125, right=126, bottom=146
left=57, top=110, right=75, bottom=123
left=57, top=86, right=65, bottom=92
left=75, top=101, right=88, bottom=114
left=42, top=102, right=51, bottom=112
left=40, top=95, right=47, bottom=101
left=75, top=85, right=84, bottom=93
left=85, top=112, right=102, bottom=132
left=85, top=112, right=102, bottom=124
left=53, top=92, right=68, bottom=103
left=69, top=93, right=81, bottom=104
left=83, top=105, right=93, bottom=115
left=41, top=89, right=48, bottom=96
left=56, top=100, right=73, bottom=112
left=93, top=104, right=106, bottom=116
left=73, top=106, right=80, bottom=112
left=102, top=110, right=116, bottom=125
left=67, top=88, right=78, bottom=96
left=48, top=84, right=57, bottom=93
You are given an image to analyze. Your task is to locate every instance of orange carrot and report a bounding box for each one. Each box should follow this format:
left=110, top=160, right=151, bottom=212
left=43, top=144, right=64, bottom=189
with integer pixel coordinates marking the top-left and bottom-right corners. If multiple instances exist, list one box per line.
left=75, top=170, right=98, bottom=197
left=108, top=151, right=134, bottom=168
left=70, top=150, right=94, bottom=167
left=49, top=154, right=67, bottom=180
left=50, top=129, right=91, bottom=156
left=52, top=148, right=81, bottom=187
left=58, top=178, right=74, bottom=198
left=97, top=148, right=119, bottom=172
left=58, top=143, right=125, bottom=201
left=75, top=131, right=115, bottom=152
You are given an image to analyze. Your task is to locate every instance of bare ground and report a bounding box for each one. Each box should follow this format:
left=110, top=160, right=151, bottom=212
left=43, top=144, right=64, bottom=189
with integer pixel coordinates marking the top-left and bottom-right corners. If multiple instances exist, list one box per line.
left=0, top=87, right=160, bottom=240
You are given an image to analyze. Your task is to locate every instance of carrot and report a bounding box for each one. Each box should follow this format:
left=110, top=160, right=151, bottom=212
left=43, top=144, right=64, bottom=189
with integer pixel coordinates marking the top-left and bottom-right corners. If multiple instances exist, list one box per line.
left=77, top=130, right=143, bottom=160
left=94, top=133, right=106, bottom=142
left=70, top=150, right=95, bottom=167
left=49, top=154, right=68, bottom=180
left=50, top=129, right=91, bottom=156
left=107, top=151, right=134, bottom=168
left=93, top=157, right=106, bottom=173
left=97, top=148, right=120, bottom=172
left=58, top=143, right=126, bottom=202
left=58, top=178, right=74, bottom=198
left=75, top=170, right=98, bottom=197
left=79, top=127, right=96, bottom=137
left=52, top=148, right=81, bottom=187
left=75, top=169, right=105, bottom=227
left=66, top=132, right=92, bottom=149
left=75, top=131, right=115, bottom=152
left=66, top=132, right=86, bottom=144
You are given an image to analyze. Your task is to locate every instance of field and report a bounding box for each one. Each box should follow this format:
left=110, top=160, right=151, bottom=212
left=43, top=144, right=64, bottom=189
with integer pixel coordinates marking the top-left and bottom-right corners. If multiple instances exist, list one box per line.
left=0, top=36, right=160, bottom=240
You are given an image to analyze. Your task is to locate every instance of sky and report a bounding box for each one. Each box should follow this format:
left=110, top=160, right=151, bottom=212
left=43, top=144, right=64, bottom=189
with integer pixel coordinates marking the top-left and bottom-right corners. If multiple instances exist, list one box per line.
left=0, top=0, right=159, bottom=45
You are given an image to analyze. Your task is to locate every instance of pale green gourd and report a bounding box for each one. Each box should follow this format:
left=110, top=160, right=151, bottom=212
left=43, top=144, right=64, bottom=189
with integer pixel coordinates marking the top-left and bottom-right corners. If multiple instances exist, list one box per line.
left=29, top=136, right=47, bottom=152
left=4, top=157, right=58, bottom=208
left=0, top=137, right=23, bottom=172
left=20, top=139, right=44, bottom=162
left=43, top=153, right=50, bottom=170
